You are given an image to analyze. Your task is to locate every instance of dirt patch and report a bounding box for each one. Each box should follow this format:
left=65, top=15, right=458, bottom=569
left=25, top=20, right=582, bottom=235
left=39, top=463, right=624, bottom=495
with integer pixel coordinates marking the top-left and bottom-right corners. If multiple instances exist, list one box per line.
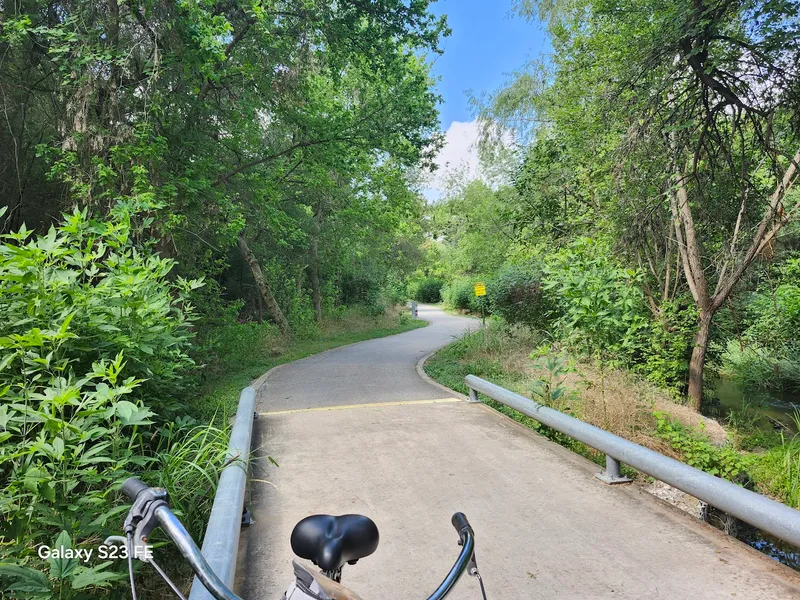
left=481, top=353, right=731, bottom=451
left=653, top=399, right=728, bottom=445
left=555, top=363, right=729, bottom=445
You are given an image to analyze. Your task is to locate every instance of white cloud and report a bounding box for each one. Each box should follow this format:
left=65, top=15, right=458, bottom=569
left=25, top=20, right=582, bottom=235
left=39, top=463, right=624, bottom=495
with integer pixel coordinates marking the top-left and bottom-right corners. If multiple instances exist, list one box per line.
left=423, top=119, right=514, bottom=202
left=423, top=120, right=481, bottom=201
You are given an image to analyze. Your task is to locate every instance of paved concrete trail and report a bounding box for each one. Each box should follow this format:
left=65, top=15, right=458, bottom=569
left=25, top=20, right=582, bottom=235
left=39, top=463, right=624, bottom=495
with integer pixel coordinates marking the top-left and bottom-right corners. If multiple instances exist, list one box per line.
left=238, top=305, right=800, bottom=599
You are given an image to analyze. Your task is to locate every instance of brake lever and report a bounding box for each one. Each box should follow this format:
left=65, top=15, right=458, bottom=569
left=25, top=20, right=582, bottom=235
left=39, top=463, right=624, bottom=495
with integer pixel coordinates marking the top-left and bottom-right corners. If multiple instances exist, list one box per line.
left=116, top=486, right=190, bottom=600
left=467, top=551, right=478, bottom=577
left=469, top=552, right=488, bottom=600
left=120, top=486, right=169, bottom=563
left=104, top=535, right=154, bottom=564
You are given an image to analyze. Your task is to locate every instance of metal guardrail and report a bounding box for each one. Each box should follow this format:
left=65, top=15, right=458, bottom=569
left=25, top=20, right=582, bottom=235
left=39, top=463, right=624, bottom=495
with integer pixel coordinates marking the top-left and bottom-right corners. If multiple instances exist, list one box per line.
left=188, top=387, right=256, bottom=600
left=464, top=374, right=800, bottom=548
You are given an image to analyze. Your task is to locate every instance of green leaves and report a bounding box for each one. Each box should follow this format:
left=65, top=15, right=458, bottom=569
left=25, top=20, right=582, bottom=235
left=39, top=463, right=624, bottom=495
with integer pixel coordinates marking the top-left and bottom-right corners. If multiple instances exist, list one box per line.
left=48, top=531, right=78, bottom=580
left=0, top=564, right=51, bottom=597
left=0, top=210, right=207, bottom=594
left=70, top=562, right=121, bottom=590
left=542, top=237, right=648, bottom=362
left=0, top=533, right=123, bottom=598
left=655, top=412, right=746, bottom=482
left=109, top=401, right=154, bottom=427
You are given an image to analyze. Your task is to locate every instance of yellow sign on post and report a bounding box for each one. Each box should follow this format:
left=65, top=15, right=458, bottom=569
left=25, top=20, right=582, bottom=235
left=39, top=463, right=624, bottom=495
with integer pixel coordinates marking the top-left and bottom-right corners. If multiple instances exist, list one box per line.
left=474, top=282, right=486, bottom=297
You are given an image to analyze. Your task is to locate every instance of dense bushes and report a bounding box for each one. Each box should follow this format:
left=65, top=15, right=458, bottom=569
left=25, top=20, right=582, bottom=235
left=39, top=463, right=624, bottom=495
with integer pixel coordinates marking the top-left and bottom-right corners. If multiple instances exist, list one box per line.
left=338, top=272, right=408, bottom=316
left=542, top=238, right=648, bottom=361
left=654, top=413, right=746, bottom=481
left=719, top=258, right=800, bottom=391
left=437, top=238, right=701, bottom=393
left=0, top=209, right=201, bottom=408
left=636, top=301, right=697, bottom=394
left=340, top=272, right=380, bottom=306
left=721, top=342, right=800, bottom=392
left=487, top=265, right=555, bottom=329
left=408, top=276, right=444, bottom=302
left=380, top=273, right=408, bottom=305
left=0, top=210, right=225, bottom=597
left=441, top=277, right=485, bottom=312
left=748, top=428, right=800, bottom=509
left=442, top=278, right=474, bottom=310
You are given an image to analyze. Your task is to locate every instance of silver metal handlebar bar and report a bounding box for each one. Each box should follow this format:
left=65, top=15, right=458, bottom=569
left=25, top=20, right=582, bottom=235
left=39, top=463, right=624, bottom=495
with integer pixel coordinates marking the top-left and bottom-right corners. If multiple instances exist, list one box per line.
left=154, top=504, right=243, bottom=600
left=425, top=513, right=476, bottom=600
left=121, top=478, right=476, bottom=600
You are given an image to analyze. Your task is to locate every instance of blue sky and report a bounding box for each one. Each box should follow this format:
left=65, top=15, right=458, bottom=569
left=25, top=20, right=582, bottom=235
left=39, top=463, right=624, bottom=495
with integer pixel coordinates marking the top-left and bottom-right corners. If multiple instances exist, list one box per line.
left=422, top=0, right=550, bottom=198
left=429, top=0, right=549, bottom=127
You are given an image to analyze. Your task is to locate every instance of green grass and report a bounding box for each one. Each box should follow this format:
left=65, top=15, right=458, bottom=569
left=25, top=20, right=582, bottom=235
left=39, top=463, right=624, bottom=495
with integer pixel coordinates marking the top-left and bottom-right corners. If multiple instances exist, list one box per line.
left=189, top=307, right=427, bottom=420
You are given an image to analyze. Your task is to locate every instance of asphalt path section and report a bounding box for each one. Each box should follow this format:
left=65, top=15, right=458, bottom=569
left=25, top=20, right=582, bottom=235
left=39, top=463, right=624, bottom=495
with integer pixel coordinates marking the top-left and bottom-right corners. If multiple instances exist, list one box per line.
left=252, top=304, right=478, bottom=412
left=237, top=304, right=800, bottom=599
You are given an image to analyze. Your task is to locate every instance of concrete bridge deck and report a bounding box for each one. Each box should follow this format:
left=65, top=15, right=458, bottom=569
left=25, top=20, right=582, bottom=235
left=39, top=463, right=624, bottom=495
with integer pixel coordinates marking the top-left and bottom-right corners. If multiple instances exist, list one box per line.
left=237, top=305, right=800, bottom=599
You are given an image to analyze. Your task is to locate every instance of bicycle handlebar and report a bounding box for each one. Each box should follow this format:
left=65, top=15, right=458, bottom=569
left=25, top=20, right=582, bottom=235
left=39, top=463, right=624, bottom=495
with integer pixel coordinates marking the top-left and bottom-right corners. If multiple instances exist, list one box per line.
left=120, top=477, right=149, bottom=501
left=424, top=513, right=476, bottom=600
left=120, top=478, right=475, bottom=600
left=154, top=504, right=243, bottom=600
left=120, top=477, right=243, bottom=600
left=451, top=512, right=471, bottom=539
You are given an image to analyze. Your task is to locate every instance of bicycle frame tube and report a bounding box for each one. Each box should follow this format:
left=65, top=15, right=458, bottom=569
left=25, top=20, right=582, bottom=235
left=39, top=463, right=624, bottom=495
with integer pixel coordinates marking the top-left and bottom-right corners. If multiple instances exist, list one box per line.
left=155, top=505, right=243, bottom=600
left=424, top=529, right=475, bottom=600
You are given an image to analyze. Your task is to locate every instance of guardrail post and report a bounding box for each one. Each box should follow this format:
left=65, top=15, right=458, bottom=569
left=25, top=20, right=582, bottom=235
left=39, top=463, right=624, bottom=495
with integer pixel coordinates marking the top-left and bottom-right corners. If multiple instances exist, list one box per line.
left=595, top=455, right=632, bottom=485
left=468, top=387, right=479, bottom=403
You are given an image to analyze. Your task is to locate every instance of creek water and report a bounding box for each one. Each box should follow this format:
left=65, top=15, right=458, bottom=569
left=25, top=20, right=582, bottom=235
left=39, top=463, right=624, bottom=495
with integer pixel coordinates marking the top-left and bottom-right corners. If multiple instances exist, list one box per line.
left=710, top=379, right=800, bottom=570
left=715, top=378, right=800, bottom=431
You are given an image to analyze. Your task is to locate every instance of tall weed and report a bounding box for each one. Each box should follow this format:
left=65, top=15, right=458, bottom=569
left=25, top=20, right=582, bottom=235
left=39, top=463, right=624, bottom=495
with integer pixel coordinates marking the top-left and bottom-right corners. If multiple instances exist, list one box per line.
left=0, top=209, right=210, bottom=598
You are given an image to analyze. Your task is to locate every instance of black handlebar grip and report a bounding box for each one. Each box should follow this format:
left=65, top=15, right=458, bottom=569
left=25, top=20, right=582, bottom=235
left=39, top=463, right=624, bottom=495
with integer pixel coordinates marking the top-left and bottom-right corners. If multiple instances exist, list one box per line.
left=120, top=477, right=149, bottom=500
left=451, top=512, right=471, bottom=535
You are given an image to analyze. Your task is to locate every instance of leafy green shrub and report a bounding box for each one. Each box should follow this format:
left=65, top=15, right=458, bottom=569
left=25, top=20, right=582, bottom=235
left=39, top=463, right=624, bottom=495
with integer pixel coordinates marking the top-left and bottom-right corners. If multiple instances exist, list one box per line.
left=0, top=529, right=125, bottom=598
left=636, top=300, right=697, bottom=394
left=339, top=272, right=379, bottom=306
left=0, top=209, right=201, bottom=407
left=487, top=265, right=556, bottom=329
left=542, top=237, right=648, bottom=362
left=379, top=273, right=408, bottom=305
left=408, top=276, right=444, bottom=303
left=442, top=278, right=475, bottom=310
left=0, top=209, right=210, bottom=597
left=199, top=321, right=281, bottom=372
left=740, top=282, right=800, bottom=350
left=0, top=350, right=149, bottom=595
left=720, top=257, right=800, bottom=391
left=654, top=412, right=746, bottom=481
left=748, top=431, right=800, bottom=509
left=288, top=293, right=320, bottom=339
left=720, top=341, right=800, bottom=392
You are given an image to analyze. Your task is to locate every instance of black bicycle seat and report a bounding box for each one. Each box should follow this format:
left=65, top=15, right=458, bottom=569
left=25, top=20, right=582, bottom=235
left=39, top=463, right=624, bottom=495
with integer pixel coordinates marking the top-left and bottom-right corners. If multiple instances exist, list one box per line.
left=290, top=514, right=379, bottom=571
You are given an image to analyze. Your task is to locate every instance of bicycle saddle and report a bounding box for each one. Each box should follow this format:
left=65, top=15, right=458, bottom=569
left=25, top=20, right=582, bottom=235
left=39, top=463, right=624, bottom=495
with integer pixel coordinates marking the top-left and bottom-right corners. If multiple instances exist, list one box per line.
left=290, top=514, right=379, bottom=571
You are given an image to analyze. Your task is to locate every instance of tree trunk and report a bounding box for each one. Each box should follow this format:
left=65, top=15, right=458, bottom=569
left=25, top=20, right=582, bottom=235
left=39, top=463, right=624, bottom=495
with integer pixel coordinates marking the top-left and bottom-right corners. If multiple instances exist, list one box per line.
left=308, top=236, right=322, bottom=322
left=237, top=234, right=291, bottom=336
left=687, top=310, right=713, bottom=410
left=308, top=204, right=324, bottom=322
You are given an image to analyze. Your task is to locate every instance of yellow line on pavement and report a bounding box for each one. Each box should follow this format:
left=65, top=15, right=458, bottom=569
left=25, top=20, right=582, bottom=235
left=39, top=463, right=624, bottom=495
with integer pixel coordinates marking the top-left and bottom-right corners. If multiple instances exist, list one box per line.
left=258, top=397, right=463, bottom=416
